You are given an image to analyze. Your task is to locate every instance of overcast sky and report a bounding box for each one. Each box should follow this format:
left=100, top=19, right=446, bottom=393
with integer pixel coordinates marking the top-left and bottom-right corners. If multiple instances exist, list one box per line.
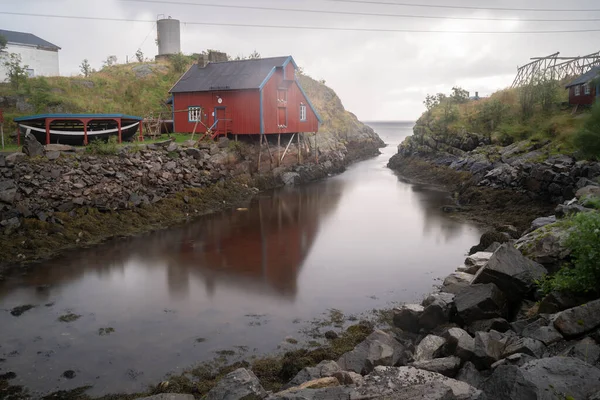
left=1, top=0, right=599, bottom=120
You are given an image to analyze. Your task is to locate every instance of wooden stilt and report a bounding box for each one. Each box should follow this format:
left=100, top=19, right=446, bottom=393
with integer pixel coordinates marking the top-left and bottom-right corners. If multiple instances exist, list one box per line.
left=45, top=119, right=51, bottom=145
left=277, top=133, right=281, bottom=167
left=264, top=135, right=273, bottom=168
left=117, top=119, right=122, bottom=144
left=281, top=133, right=295, bottom=162
left=258, top=134, right=263, bottom=170
left=315, top=132, right=319, bottom=164
left=83, top=121, right=88, bottom=145
left=297, top=132, right=302, bottom=164
left=235, top=134, right=238, bottom=142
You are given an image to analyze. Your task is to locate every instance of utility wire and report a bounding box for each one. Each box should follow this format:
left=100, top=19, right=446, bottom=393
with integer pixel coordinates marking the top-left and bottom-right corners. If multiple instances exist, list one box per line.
left=298, top=0, right=600, bottom=13
left=2, top=11, right=600, bottom=34
left=117, top=0, right=600, bottom=23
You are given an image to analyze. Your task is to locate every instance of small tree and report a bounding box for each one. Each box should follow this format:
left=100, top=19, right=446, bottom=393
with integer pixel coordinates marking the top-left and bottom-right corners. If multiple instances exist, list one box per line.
left=103, top=55, right=117, bottom=68
left=0, top=35, right=7, bottom=52
left=135, top=48, right=144, bottom=63
left=451, top=86, right=470, bottom=104
left=170, top=52, right=189, bottom=73
left=3, top=53, right=29, bottom=89
left=248, top=50, right=261, bottom=59
left=80, top=59, right=92, bottom=77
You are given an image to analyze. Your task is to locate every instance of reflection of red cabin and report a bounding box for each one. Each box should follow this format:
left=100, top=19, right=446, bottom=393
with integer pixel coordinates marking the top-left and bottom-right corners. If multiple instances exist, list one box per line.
left=169, top=54, right=321, bottom=137
left=566, top=66, right=600, bottom=106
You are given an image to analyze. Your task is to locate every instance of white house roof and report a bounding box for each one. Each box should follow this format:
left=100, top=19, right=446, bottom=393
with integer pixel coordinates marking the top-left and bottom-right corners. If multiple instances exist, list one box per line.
left=0, top=29, right=60, bottom=51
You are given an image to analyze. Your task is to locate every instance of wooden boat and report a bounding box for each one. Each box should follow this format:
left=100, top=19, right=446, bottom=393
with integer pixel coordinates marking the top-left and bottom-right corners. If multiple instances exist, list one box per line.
left=14, top=114, right=143, bottom=146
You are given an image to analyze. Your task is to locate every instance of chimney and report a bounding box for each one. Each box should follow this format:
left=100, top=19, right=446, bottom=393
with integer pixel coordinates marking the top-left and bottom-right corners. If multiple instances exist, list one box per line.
left=198, top=54, right=209, bottom=68
left=475, top=91, right=479, bottom=99
left=208, top=51, right=228, bottom=63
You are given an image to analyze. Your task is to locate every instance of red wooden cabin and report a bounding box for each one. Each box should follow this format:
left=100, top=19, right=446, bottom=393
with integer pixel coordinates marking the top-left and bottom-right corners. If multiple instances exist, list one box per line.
left=566, top=66, right=600, bottom=106
left=169, top=55, right=321, bottom=137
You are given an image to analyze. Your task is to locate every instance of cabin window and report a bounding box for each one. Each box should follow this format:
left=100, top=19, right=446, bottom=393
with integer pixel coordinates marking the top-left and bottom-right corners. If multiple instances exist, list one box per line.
left=188, top=106, right=202, bottom=122
left=585, top=83, right=591, bottom=95
left=575, top=85, right=581, bottom=96
left=300, top=104, right=307, bottom=121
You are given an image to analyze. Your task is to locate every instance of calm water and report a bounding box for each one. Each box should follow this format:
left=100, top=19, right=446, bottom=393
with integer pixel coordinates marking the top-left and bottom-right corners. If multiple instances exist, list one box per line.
left=0, top=122, right=483, bottom=396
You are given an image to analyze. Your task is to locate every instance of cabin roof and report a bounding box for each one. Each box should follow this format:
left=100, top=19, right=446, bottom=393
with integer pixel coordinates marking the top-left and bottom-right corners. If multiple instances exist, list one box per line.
left=0, top=29, right=61, bottom=51
left=170, top=56, right=293, bottom=93
left=566, top=66, right=600, bottom=88
left=14, top=114, right=143, bottom=122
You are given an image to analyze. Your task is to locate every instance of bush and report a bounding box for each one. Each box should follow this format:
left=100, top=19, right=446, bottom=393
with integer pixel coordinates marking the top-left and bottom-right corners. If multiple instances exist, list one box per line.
left=574, top=102, right=600, bottom=160
left=541, top=212, right=600, bottom=294
left=86, top=136, right=119, bottom=155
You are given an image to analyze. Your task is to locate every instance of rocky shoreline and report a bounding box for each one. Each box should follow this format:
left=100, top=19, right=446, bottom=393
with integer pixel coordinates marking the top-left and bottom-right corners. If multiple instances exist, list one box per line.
left=0, top=133, right=383, bottom=277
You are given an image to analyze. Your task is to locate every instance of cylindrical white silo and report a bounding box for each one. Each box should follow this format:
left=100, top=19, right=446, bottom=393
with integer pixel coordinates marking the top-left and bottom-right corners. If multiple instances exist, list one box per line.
left=157, top=17, right=181, bottom=55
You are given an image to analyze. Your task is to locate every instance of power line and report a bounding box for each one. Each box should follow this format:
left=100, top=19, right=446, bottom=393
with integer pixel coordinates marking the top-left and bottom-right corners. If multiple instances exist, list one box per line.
left=303, top=0, right=600, bottom=13
left=118, top=0, right=600, bottom=22
left=2, top=11, right=600, bottom=34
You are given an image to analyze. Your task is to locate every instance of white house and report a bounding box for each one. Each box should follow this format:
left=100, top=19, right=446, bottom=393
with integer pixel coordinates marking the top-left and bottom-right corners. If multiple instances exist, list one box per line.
left=0, top=29, right=60, bottom=81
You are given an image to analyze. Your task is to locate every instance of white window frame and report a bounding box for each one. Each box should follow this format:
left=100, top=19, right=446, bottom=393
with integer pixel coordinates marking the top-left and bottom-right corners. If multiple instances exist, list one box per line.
left=300, top=104, right=307, bottom=122
left=575, top=85, right=581, bottom=96
left=584, top=83, right=591, bottom=95
left=188, top=106, right=202, bottom=122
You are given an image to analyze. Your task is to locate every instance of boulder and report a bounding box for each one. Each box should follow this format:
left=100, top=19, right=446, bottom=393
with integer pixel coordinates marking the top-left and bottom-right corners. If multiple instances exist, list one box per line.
left=137, top=396, right=194, bottom=400
left=454, top=283, right=507, bottom=325
left=282, top=172, right=300, bottom=186
left=529, top=216, right=557, bottom=231
left=205, top=368, right=267, bottom=400
left=22, top=134, right=44, bottom=157
left=336, top=330, right=404, bottom=374
left=554, top=298, right=600, bottom=338
left=481, top=357, right=600, bottom=400
left=442, top=272, right=476, bottom=294
left=455, top=361, right=485, bottom=389
left=393, top=304, right=424, bottom=333
left=555, top=202, right=592, bottom=218
left=485, top=242, right=503, bottom=253
left=285, top=360, right=341, bottom=388
left=472, top=330, right=510, bottom=370
left=521, top=319, right=563, bottom=346
left=502, top=337, right=546, bottom=358
left=411, top=356, right=461, bottom=377
left=490, top=353, right=535, bottom=369
left=464, top=252, right=493, bottom=270
left=469, top=231, right=512, bottom=254
left=45, top=143, right=75, bottom=152
left=538, top=291, right=586, bottom=314
left=331, top=371, right=364, bottom=386
left=467, top=318, right=511, bottom=335
left=46, top=151, right=61, bottom=160
left=576, top=185, right=600, bottom=200
left=414, top=334, right=446, bottom=361
left=0, top=180, right=16, bottom=204
left=5, top=152, right=26, bottom=167
left=357, top=366, right=480, bottom=400
left=515, top=223, right=572, bottom=267
left=166, top=142, right=179, bottom=152
left=472, top=244, right=546, bottom=301
left=443, top=328, right=475, bottom=361
left=218, top=137, right=230, bottom=148
left=561, top=337, right=600, bottom=365
left=420, top=293, right=455, bottom=331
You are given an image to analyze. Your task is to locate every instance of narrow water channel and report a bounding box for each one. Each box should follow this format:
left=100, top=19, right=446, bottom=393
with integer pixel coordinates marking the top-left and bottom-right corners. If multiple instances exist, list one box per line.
left=0, top=122, right=484, bottom=396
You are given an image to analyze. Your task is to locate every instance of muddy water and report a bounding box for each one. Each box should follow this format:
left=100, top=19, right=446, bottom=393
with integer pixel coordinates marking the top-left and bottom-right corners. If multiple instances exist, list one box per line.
left=0, top=122, right=484, bottom=396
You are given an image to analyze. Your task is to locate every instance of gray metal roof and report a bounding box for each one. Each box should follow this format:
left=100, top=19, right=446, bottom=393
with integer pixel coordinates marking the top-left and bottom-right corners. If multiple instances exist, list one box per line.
left=170, top=56, right=291, bottom=93
left=0, top=29, right=60, bottom=51
left=565, top=66, right=600, bottom=88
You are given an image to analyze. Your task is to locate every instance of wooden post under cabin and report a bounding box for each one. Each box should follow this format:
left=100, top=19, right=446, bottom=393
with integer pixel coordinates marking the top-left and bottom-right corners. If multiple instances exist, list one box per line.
left=138, top=119, right=144, bottom=141
left=83, top=120, right=88, bottom=145
left=117, top=119, right=122, bottom=143
left=45, top=119, right=51, bottom=145
left=258, top=134, right=263, bottom=170
left=277, top=134, right=281, bottom=166
left=297, top=132, right=302, bottom=164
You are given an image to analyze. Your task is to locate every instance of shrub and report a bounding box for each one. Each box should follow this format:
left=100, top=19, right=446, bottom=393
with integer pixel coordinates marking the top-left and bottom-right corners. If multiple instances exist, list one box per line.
left=86, top=136, right=119, bottom=155
left=541, top=212, right=600, bottom=294
left=574, top=102, right=600, bottom=160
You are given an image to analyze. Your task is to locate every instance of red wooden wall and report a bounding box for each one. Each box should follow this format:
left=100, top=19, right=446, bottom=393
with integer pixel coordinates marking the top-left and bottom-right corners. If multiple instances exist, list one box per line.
left=173, top=90, right=260, bottom=134
left=569, top=84, right=596, bottom=105
left=172, top=66, right=319, bottom=135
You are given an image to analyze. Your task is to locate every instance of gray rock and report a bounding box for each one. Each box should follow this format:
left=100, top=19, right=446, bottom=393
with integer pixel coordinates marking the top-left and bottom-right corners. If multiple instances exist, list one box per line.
left=22, top=134, right=44, bottom=157
left=482, top=357, right=600, bottom=400
left=420, top=293, right=455, bottom=331
left=336, top=330, right=405, bottom=374
left=454, top=283, right=507, bottom=325
left=576, top=185, right=600, bottom=200
left=415, top=334, right=446, bottom=361
left=218, top=137, right=230, bottom=148
left=0, top=180, right=16, bottom=204
left=470, top=231, right=512, bottom=254
left=562, top=337, right=600, bottom=365
left=5, top=152, right=26, bottom=167
left=555, top=203, right=592, bottom=218
left=464, top=252, right=493, bottom=271
left=491, top=353, right=535, bottom=369
left=137, top=395, right=194, bottom=400
left=46, top=151, right=61, bottom=160
left=456, top=361, right=484, bottom=389
left=472, top=244, right=547, bottom=299
left=516, top=223, right=572, bottom=266
left=530, top=216, right=557, bottom=230
left=521, top=320, right=563, bottom=346
left=268, top=386, right=353, bottom=400
left=502, top=337, right=545, bottom=358
left=472, top=330, right=510, bottom=369
left=467, top=318, right=511, bottom=335
left=442, top=272, right=476, bottom=294
left=282, top=172, right=300, bottom=186
left=538, top=291, right=586, bottom=314
left=393, top=304, right=424, bottom=333
left=285, top=360, right=341, bottom=388
left=443, top=328, right=475, bottom=361
left=484, top=242, right=503, bottom=253
left=210, top=144, right=220, bottom=155
left=411, top=356, right=461, bottom=377
left=166, top=142, right=179, bottom=152
left=206, top=368, right=267, bottom=400
left=1, top=217, right=21, bottom=235
left=331, top=371, right=363, bottom=386
left=554, top=298, right=600, bottom=338
left=185, top=148, right=202, bottom=159
left=359, top=366, right=480, bottom=400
